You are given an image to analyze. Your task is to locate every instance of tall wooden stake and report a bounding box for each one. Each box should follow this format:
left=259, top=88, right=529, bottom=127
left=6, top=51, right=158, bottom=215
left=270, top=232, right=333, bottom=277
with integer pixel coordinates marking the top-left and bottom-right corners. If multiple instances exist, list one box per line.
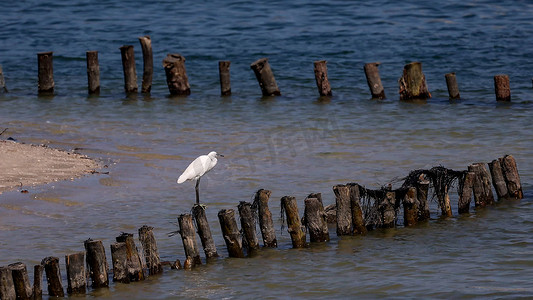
left=255, top=189, right=277, bottom=247
left=138, top=225, right=163, bottom=275
left=348, top=183, right=367, bottom=234
left=84, top=239, right=109, bottom=288
left=416, top=175, right=431, bottom=221
left=86, top=51, right=100, bottom=94
left=458, top=171, right=475, bottom=214
left=138, top=36, right=153, bottom=93
left=488, top=159, right=509, bottom=199
left=313, top=60, right=332, bottom=96
left=110, top=242, right=130, bottom=283
left=364, top=62, right=385, bottom=99
left=119, top=45, right=138, bottom=94
left=304, top=196, right=329, bottom=242
left=398, top=62, right=431, bottom=100
left=218, top=209, right=245, bottom=258
left=402, top=187, right=418, bottom=226
left=445, top=72, right=460, bottom=99
left=41, top=257, right=64, bottom=297
left=162, top=53, right=191, bottom=96
left=281, top=196, right=306, bottom=248
left=65, top=252, right=86, bottom=294
left=37, top=51, right=54, bottom=95
left=332, top=184, right=352, bottom=235
left=500, top=154, right=523, bottom=199
left=115, top=233, right=145, bottom=281
left=468, top=163, right=495, bottom=207
left=219, top=61, right=231, bottom=96
left=238, top=201, right=260, bottom=253
left=192, top=205, right=219, bottom=260
left=250, top=58, right=281, bottom=96
left=33, top=264, right=43, bottom=300
left=0, top=266, right=16, bottom=300
left=9, top=262, right=32, bottom=299
left=494, top=74, right=510, bottom=101
left=178, top=214, right=202, bottom=266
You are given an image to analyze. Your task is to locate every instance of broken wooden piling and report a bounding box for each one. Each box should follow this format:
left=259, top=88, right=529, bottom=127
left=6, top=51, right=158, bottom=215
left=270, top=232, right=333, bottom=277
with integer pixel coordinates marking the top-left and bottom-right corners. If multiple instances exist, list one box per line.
left=0, top=65, right=7, bottom=93
left=494, top=74, right=510, bottom=101
left=115, top=233, right=145, bottom=281
left=0, top=266, right=16, bottom=300
left=192, top=205, right=219, bottom=260
left=313, top=60, right=332, bottom=97
left=86, top=50, right=100, bottom=94
left=218, top=209, right=245, bottom=258
left=500, top=154, right=523, bottom=199
left=468, top=163, right=495, bottom=207
left=84, top=239, right=109, bottom=288
left=138, top=225, right=163, bottom=275
left=402, top=187, right=418, bottom=226
left=37, top=51, right=54, bottom=95
left=250, top=58, right=281, bottom=96
left=162, top=54, right=191, bottom=96
left=9, top=262, right=32, bottom=299
left=489, top=159, right=509, bottom=199
left=445, top=72, right=460, bottom=99
left=41, top=257, right=64, bottom=297
left=458, top=171, right=475, bottom=214
left=255, top=189, right=277, bottom=247
left=65, top=252, right=86, bottom=294
left=416, top=175, right=431, bottom=221
left=138, top=36, right=153, bottom=93
left=348, top=183, right=367, bottom=235
left=378, top=191, right=396, bottom=228
left=398, top=62, right=431, bottom=100
left=303, top=196, right=329, bottom=242
left=177, top=214, right=202, bottom=266
left=111, top=241, right=130, bottom=283
left=333, top=184, right=352, bottom=235
left=33, top=264, right=43, bottom=300
left=219, top=61, right=231, bottom=96
left=238, top=201, right=260, bottom=252
left=281, top=196, right=306, bottom=248
left=119, top=45, right=138, bottom=94
left=364, top=62, right=385, bottom=99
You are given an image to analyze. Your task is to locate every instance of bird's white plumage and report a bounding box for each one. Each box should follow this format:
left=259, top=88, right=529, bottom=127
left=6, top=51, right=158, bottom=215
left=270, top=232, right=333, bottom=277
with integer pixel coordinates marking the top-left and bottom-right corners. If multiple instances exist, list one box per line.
left=177, top=151, right=219, bottom=184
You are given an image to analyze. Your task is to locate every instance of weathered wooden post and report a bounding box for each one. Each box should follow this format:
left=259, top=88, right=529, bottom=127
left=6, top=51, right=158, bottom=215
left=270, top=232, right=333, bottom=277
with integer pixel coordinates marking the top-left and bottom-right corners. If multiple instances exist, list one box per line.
left=86, top=50, right=100, bottom=94
left=162, top=53, right=191, bottom=95
left=437, top=185, right=453, bottom=217
left=0, top=65, right=7, bottom=93
left=488, top=159, right=509, bottom=199
left=218, top=209, right=245, bottom=258
left=364, top=62, right=385, bottom=99
left=37, top=52, right=54, bottom=95
left=177, top=214, right=202, bottom=265
left=255, top=189, right=277, bottom=247
left=65, top=252, right=86, bottom=294
left=192, top=205, right=219, bottom=260
left=416, top=175, right=431, bottom=221
left=238, top=201, right=260, bottom=252
left=348, top=183, right=367, bottom=235
left=115, top=233, right=144, bottom=281
left=138, top=225, right=163, bottom=275
left=9, top=262, right=32, bottom=299
left=41, top=257, right=64, bottom=297
left=468, top=163, right=495, bottom=207
left=379, top=191, right=397, bottom=228
left=33, top=264, right=43, bottom=300
left=138, top=36, right=153, bottom=93
left=219, top=61, right=231, bottom=96
left=250, top=58, right=281, bottom=96
left=500, top=155, right=523, bottom=199
left=110, top=242, right=129, bottom=283
left=119, top=45, right=138, bottom=94
left=281, top=196, right=306, bottom=248
left=0, top=266, right=16, bottom=300
left=332, top=184, right=352, bottom=235
left=398, top=62, right=431, bottom=100
left=494, top=74, right=510, bottom=101
left=458, top=171, right=475, bottom=214
left=402, top=187, right=418, bottom=226
left=84, top=239, right=109, bottom=288
left=303, top=196, right=329, bottom=242
left=313, top=60, right=332, bottom=97
left=445, top=72, right=460, bottom=99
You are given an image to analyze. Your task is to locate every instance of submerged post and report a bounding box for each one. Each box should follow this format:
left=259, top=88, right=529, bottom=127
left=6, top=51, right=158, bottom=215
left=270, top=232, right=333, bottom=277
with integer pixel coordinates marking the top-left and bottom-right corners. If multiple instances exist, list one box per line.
left=255, top=189, right=277, bottom=247
left=403, top=187, right=418, bottom=226
left=41, top=257, right=65, bottom=297
left=0, top=65, right=7, bottom=93
left=65, top=252, right=86, bottom=294
left=494, top=74, right=510, bottom=101
left=9, top=262, right=32, bottom=299
left=84, top=239, right=109, bottom=288
left=416, top=175, right=431, bottom=221
left=86, top=51, right=100, bottom=94
left=445, top=72, right=460, bottom=99
left=458, top=171, right=475, bottom=214
left=398, top=62, right=431, bottom=100
left=364, top=62, right=385, bottom=99
left=115, top=233, right=145, bottom=282
left=348, top=183, right=367, bottom=235
left=219, top=61, right=231, bottom=96
left=138, top=36, right=153, bottom=93
left=119, top=45, right=138, bottom=94
left=250, top=58, right=281, bottom=96
left=218, top=209, right=245, bottom=258
left=192, top=205, right=219, bottom=260
left=177, top=214, right=202, bottom=266
left=313, top=60, right=332, bottom=97
left=332, top=184, right=352, bottom=235
left=378, top=191, right=396, bottom=228
left=500, top=154, right=523, bottom=199
left=138, top=225, right=163, bottom=275
left=110, top=242, right=129, bottom=283
left=281, top=196, right=306, bottom=248
left=304, top=196, right=329, bottom=243
left=162, top=54, right=191, bottom=96
left=33, top=264, right=43, bottom=300
left=238, top=201, right=260, bottom=253
left=468, top=163, right=495, bottom=207
left=37, top=51, right=54, bottom=95
left=488, top=159, right=509, bottom=199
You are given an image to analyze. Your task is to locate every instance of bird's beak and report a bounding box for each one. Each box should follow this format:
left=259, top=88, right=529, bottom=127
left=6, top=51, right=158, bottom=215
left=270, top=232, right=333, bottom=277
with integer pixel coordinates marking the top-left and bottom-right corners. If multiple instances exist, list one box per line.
left=219, top=154, right=224, bottom=157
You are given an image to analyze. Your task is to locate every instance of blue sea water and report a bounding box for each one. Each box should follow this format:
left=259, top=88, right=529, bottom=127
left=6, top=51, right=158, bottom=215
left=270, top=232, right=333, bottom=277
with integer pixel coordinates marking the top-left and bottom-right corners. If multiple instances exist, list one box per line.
left=1, top=1, right=532, bottom=299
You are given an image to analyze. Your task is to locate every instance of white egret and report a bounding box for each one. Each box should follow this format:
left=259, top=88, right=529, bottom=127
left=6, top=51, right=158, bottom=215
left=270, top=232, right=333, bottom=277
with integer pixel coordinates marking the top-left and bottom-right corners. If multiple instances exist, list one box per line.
left=177, top=151, right=223, bottom=205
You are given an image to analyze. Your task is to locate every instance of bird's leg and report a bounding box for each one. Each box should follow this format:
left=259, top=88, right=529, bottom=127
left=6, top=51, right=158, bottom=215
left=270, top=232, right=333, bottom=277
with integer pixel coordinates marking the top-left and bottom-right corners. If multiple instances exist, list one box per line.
left=195, top=178, right=200, bottom=205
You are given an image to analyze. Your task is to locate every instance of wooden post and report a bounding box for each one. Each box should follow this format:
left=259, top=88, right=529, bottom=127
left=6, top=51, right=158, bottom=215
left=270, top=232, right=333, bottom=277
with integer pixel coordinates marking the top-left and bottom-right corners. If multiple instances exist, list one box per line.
left=138, top=225, right=163, bottom=275
left=119, top=45, right=138, bottom=94
left=332, top=184, right=352, bottom=235
left=458, top=171, right=475, bottom=214
left=138, top=36, right=153, bottom=93
left=468, top=163, right=495, bottom=207
left=192, top=205, right=219, bottom=260
left=177, top=214, right=202, bottom=266
left=0, top=266, right=16, bottom=300
left=402, top=187, right=418, bottom=226
left=488, top=159, right=509, bottom=199
left=281, top=196, right=306, bottom=248
left=37, top=52, right=54, bottom=95
left=255, top=189, right=277, bottom=247
left=65, top=252, right=86, bottom=294
left=115, top=233, right=144, bottom=281
left=84, top=239, right=109, bottom=288
left=378, top=191, right=396, bottom=228
left=398, top=62, right=431, bottom=100
left=445, top=72, right=460, bottom=99
left=0, top=65, right=7, bottom=93
left=500, top=155, right=523, bottom=199
left=86, top=51, right=100, bottom=94
left=494, top=74, right=510, bottom=101
left=416, top=175, right=431, bottom=221
left=9, top=262, right=32, bottom=299
left=437, top=186, right=453, bottom=217
left=218, top=209, right=245, bottom=258
left=364, top=62, right=385, bottom=99
left=303, top=197, right=329, bottom=243
left=250, top=58, right=281, bottom=96
left=313, top=60, right=332, bottom=97
left=348, top=183, right=367, bottom=235
left=33, top=264, right=43, bottom=300
left=162, top=53, right=191, bottom=96
left=237, top=201, right=260, bottom=252
left=219, top=61, right=231, bottom=96
left=110, top=242, right=129, bottom=283
left=41, top=257, right=64, bottom=297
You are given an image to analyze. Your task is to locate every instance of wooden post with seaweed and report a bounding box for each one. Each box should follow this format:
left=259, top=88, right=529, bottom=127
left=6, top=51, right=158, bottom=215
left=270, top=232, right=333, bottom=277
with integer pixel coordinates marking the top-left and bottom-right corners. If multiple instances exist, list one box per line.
left=218, top=209, right=245, bottom=258
left=192, top=205, right=219, bottom=260
left=115, top=233, right=145, bottom=282
left=348, top=183, right=367, bottom=234
left=416, top=175, right=430, bottom=221
left=281, top=196, right=306, bottom=248
left=378, top=190, right=396, bottom=228
left=84, top=239, right=109, bottom=288
left=250, top=58, right=281, bottom=96
left=0, top=65, right=8, bottom=93
left=333, top=184, right=352, bottom=235
left=500, top=155, right=523, bottom=199
left=402, top=187, right=418, bottom=226
left=458, top=171, right=475, bottom=214
left=238, top=201, right=260, bottom=253
left=468, top=163, right=495, bottom=207
left=398, top=62, right=431, bottom=100
left=86, top=51, right=100, bottom=94
left=488, top=159, right=509, bottom=199
left=494, top=74, right=510, bottom=101
left=9, top=262, right=32, bottom=299
left=37, top=51, right=54, bottom=95
left=0, top=266, right=16, bottom=300
left=138, top=36, right=153, bottom=93
left=178, top=214, right=202, bottom=266
left=41, top=257, right=64, bottom=297
left=33, top=264, right=43, bottom=300
left=303, top=196, right=329, bottom=242
left=219, top=61, right=231, bottom=96
left=364, top=62, right=386, bottom=99
left=254, top=189, right=277, bottom=247
left=162, top=54, right=191, bottom=96
left=119, top=45, right=138, bottom=94
left=313, top=60, right=332, bottom=97
left=65, top=252, right=86, bottom=294
left=445, top=72, right=460, bottom=99
left=138, top=225, right=163, bottom=275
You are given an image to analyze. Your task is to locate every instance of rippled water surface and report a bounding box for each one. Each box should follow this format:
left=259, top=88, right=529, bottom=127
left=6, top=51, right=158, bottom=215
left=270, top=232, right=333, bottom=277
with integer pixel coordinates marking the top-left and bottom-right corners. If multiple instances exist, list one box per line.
left=1, top=1, right=532, bottom=299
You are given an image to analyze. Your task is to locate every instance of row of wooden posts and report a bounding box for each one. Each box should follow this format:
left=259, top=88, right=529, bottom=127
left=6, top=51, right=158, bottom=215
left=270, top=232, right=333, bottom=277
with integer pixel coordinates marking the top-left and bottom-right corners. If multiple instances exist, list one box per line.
left=0, top=154, right=523, bottom=299
left=0, top=35, right=518, bottom=101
